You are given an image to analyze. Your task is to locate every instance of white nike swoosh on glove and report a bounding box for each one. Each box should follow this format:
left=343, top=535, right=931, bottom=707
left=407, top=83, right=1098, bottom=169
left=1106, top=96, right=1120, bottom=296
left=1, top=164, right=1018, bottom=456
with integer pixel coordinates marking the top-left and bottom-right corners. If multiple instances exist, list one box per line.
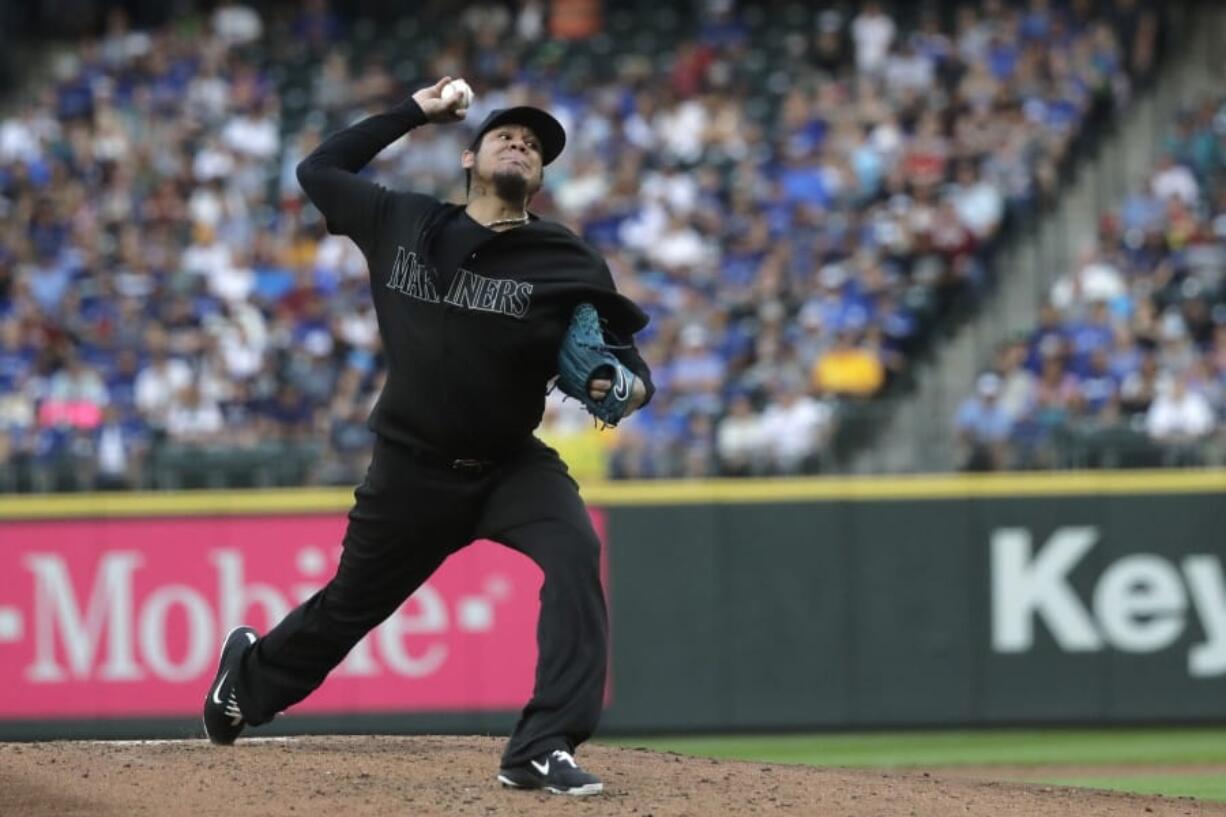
left=612, top=366, right=630, bottom=402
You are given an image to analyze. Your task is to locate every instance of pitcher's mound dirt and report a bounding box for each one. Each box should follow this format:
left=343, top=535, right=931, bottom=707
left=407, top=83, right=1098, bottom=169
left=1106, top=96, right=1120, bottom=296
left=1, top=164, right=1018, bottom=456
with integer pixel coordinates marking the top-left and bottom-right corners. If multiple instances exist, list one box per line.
left=2, top=735, right=1223, bottom=817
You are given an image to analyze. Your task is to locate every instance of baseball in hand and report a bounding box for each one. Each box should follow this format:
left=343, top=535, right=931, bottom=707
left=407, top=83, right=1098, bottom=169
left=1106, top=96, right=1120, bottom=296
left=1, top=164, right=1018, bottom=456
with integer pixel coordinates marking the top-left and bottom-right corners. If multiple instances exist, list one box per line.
left=441, top=79, right=473, bottom=112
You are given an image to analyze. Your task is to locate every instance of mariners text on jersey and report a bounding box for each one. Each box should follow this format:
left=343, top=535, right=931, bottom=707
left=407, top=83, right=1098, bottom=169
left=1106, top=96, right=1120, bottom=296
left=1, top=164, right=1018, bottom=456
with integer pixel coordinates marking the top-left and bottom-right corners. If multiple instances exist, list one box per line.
left=387, top=245, right=534, bottom=319
left=386, top=246, right=441, bottom=303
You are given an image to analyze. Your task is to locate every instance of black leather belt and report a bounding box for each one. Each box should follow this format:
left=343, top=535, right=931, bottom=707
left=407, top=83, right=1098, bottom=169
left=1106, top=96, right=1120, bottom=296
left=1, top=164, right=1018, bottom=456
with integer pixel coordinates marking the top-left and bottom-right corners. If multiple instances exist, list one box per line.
left=449, top=457, right=497, bottom=474
left=395, top=440, right=499, bottom=474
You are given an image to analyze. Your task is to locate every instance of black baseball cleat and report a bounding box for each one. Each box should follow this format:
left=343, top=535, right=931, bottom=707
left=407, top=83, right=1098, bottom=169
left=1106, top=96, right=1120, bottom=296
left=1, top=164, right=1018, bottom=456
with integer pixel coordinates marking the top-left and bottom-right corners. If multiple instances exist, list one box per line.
left=497, top=749, right=604, bottom=796
left=202, top=625, right=258, bottom=745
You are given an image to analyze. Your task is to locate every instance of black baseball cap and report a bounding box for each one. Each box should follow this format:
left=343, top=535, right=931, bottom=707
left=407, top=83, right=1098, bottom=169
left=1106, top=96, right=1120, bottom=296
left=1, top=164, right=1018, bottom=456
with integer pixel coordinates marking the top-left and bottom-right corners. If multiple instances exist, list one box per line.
left=470, top=106, right=566, bottom=166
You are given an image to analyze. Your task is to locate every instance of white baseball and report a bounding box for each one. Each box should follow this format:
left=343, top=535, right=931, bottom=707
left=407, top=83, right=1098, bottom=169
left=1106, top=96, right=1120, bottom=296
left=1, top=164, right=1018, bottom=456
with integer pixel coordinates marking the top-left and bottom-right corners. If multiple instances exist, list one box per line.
left=441, top=79, right=473, bottom=111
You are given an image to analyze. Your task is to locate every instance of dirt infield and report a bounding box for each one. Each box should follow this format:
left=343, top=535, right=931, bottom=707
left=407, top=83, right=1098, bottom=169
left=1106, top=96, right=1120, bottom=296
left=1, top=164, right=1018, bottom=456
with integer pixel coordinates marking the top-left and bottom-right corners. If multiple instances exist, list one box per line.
left=2, top=735, right=1224, bottom=817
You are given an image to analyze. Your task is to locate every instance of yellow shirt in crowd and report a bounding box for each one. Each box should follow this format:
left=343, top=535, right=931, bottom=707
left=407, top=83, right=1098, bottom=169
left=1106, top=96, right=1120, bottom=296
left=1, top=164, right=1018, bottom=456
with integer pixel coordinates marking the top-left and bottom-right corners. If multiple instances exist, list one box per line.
left=812, top=348, right=885, bottom=397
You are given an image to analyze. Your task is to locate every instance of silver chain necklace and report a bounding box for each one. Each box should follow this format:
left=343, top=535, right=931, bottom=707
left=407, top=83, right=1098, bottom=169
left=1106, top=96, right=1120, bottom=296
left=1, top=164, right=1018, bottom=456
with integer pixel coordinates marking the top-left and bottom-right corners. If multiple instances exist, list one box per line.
left=486, top=214, right=530, bottom=229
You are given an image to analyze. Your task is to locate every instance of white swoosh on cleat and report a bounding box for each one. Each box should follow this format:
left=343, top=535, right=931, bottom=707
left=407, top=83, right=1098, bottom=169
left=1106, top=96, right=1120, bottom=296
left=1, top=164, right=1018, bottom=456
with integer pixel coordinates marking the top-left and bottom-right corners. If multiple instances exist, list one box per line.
left=530, top=758, right=550, bottom=776
left=211, top=671, right=229, bottom=705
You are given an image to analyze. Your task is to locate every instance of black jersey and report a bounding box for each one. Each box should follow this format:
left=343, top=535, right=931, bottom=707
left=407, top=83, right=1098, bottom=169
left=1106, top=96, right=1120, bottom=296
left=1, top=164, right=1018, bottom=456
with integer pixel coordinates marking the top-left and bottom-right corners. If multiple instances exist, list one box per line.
left=297, top=99, right=654, bottom=458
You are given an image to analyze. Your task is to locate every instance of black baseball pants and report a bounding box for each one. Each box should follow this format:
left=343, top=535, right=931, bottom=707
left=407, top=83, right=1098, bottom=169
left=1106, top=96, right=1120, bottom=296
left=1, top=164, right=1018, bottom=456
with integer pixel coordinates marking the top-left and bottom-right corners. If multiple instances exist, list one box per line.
left=235, top=434, right=607, bottom=767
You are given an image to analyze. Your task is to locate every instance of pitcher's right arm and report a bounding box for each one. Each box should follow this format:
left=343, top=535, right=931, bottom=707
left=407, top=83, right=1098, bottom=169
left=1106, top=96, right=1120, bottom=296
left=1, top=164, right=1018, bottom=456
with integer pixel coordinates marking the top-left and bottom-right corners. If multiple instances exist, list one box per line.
left=296, top=76, right=468, bottom=251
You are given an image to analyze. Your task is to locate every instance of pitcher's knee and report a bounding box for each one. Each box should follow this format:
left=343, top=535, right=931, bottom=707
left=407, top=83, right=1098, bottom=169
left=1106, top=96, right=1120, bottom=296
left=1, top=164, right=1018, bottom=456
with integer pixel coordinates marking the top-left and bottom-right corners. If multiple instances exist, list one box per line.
left=316, top=583, right=401, bottom=642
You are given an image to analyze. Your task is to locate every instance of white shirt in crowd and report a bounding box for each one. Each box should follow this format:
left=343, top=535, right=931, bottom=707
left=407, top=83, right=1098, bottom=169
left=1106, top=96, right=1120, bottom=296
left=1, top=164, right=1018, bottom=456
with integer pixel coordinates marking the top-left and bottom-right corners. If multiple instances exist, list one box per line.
left=166, top=397, right=224, bottom=442
left=186, top=72, right=230, bottom=123
left=135, top=359, right=193, bottom=421
left=884, top=51, right=933, bottom=95
left=1146, top=386, right=1216, bottom=440
left=212, top=3, right=263, bottom=46
left=654, top=100, right=708, bottom=163
left=0, top=116, right=40, bottom=163
left=852, top=9, right=896, bottom=74
left=193, top=141, right=236, bottom=182
left=758, top=395, right=834, bottom=470
left=555, top=167, right=610, bottom=216
left=1050, top=258, right=1126, bottom=311
left=641, top=169, right=699, bottom=216
left=0, top=387, right=34, bottom=430
left=218, top=331, right=263, bottom=380
left=648, top=222, right=715, bottom=271
left=516, top=0, right=546, bottom=41
left=96, top=424, right=129, bottom=477
left=618, top=200, right=669, bottom=253
left=222, top=113, right=279, bottom=160
left=188, top=186, right=227, bottom=228
left=315, top=234, right=370, bottom=280
left=335, top=306, right=379, bottom=351
left=869, top=118, right=904, bottom=158
left=716, top=412, right=766, bottom=468
left=1151, top=163, right=1199, bottom=205
left=182, top=236, right=252, bottom=301
left=182, top=236, right=231, bottom=278
left=952, top=181, right=1004, bottom=239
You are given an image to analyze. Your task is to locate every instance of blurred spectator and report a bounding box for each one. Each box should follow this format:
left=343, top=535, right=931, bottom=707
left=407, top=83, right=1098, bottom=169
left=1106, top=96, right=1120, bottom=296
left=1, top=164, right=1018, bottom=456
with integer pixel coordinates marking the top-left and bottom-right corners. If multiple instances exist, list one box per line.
left=39, top=352, right=107, bottom=431
left=679, top=413, right=718, bottom=478
left=812, top=329, right=885, bottom=397
left=294, top=0, right=344, bottom=49
left=949, top=160, right=1004, bottom=241
left=995, top=339, right=1037, bottom=420
left=1119, top=348, right=1162, bottom=417
left=811, top=12, right=849, bottom=77
left=1050, top=246, right=1126, bottom=312
left=852, top=1, right=896, bottom=76
left=1146, top=374, right=1215, bottom=461
left=135, top=340, right=192, bottom=431
left=550, top=0, right=602, bottom=41
left=516, top=1, right=547, bottom=43
left=212, top=2, right=263, bottom=47
left=669, top=325, right=726, bottom=415
left=1150, top=151, right=1199, bottom=205
left=955, top=373, right=1013, bottom=471
left=258, top=382, right=314, bottom=442
left=93, top=404, right=149, bottom=490
left=716, top=392, right=765, bottom=476
left=165, top=380, right=224, bottom=445
left=0, top=372, right=35, bottom=490
left=757, top=377, right=836, bottom=474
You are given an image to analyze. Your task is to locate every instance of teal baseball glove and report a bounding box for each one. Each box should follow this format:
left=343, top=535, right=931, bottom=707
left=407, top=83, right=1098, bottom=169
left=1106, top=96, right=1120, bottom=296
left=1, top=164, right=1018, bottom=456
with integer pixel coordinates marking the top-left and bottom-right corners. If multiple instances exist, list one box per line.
left=556, top=303, right=638, bottom=428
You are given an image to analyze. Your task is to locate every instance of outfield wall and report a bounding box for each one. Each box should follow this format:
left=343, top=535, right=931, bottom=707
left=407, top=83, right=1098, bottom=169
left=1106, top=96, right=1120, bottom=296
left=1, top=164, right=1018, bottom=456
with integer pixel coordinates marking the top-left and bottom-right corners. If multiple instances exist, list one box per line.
left=1, top=470, right=1224, bottom=739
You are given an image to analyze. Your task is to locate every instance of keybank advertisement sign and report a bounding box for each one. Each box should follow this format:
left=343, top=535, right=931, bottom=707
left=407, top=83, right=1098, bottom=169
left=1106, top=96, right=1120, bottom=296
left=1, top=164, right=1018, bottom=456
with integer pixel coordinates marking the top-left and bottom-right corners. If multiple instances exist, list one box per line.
left=0, top=512, right=607, bottom=719
left=992, top=526, right=1226, bottom=677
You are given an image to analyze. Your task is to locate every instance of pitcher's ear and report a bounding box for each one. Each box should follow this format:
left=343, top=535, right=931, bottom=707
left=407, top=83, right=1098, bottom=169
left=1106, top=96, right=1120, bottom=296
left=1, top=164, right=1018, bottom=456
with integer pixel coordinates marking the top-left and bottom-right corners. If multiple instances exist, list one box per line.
left=461, top=149, right=476, bottom=170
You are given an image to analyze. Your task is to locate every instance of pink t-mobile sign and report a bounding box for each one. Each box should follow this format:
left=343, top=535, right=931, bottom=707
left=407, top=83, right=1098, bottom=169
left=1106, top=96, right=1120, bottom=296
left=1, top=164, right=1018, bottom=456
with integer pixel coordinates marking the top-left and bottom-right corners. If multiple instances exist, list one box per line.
left=0, top=510, right=605, bottom=719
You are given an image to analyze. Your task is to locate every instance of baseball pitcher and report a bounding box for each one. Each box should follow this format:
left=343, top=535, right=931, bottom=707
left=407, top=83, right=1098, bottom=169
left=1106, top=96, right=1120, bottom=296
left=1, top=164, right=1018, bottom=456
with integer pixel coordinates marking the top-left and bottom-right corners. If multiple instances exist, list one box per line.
left=202, top=75, right=654, bottom=796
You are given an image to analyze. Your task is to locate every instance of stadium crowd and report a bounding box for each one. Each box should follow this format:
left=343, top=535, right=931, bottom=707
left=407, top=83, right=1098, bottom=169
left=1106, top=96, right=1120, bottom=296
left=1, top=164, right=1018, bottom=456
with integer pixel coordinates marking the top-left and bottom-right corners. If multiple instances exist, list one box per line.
left=0, top=0, right=1161, bottom=490
left=955, top=91, right=1226, bottom=470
